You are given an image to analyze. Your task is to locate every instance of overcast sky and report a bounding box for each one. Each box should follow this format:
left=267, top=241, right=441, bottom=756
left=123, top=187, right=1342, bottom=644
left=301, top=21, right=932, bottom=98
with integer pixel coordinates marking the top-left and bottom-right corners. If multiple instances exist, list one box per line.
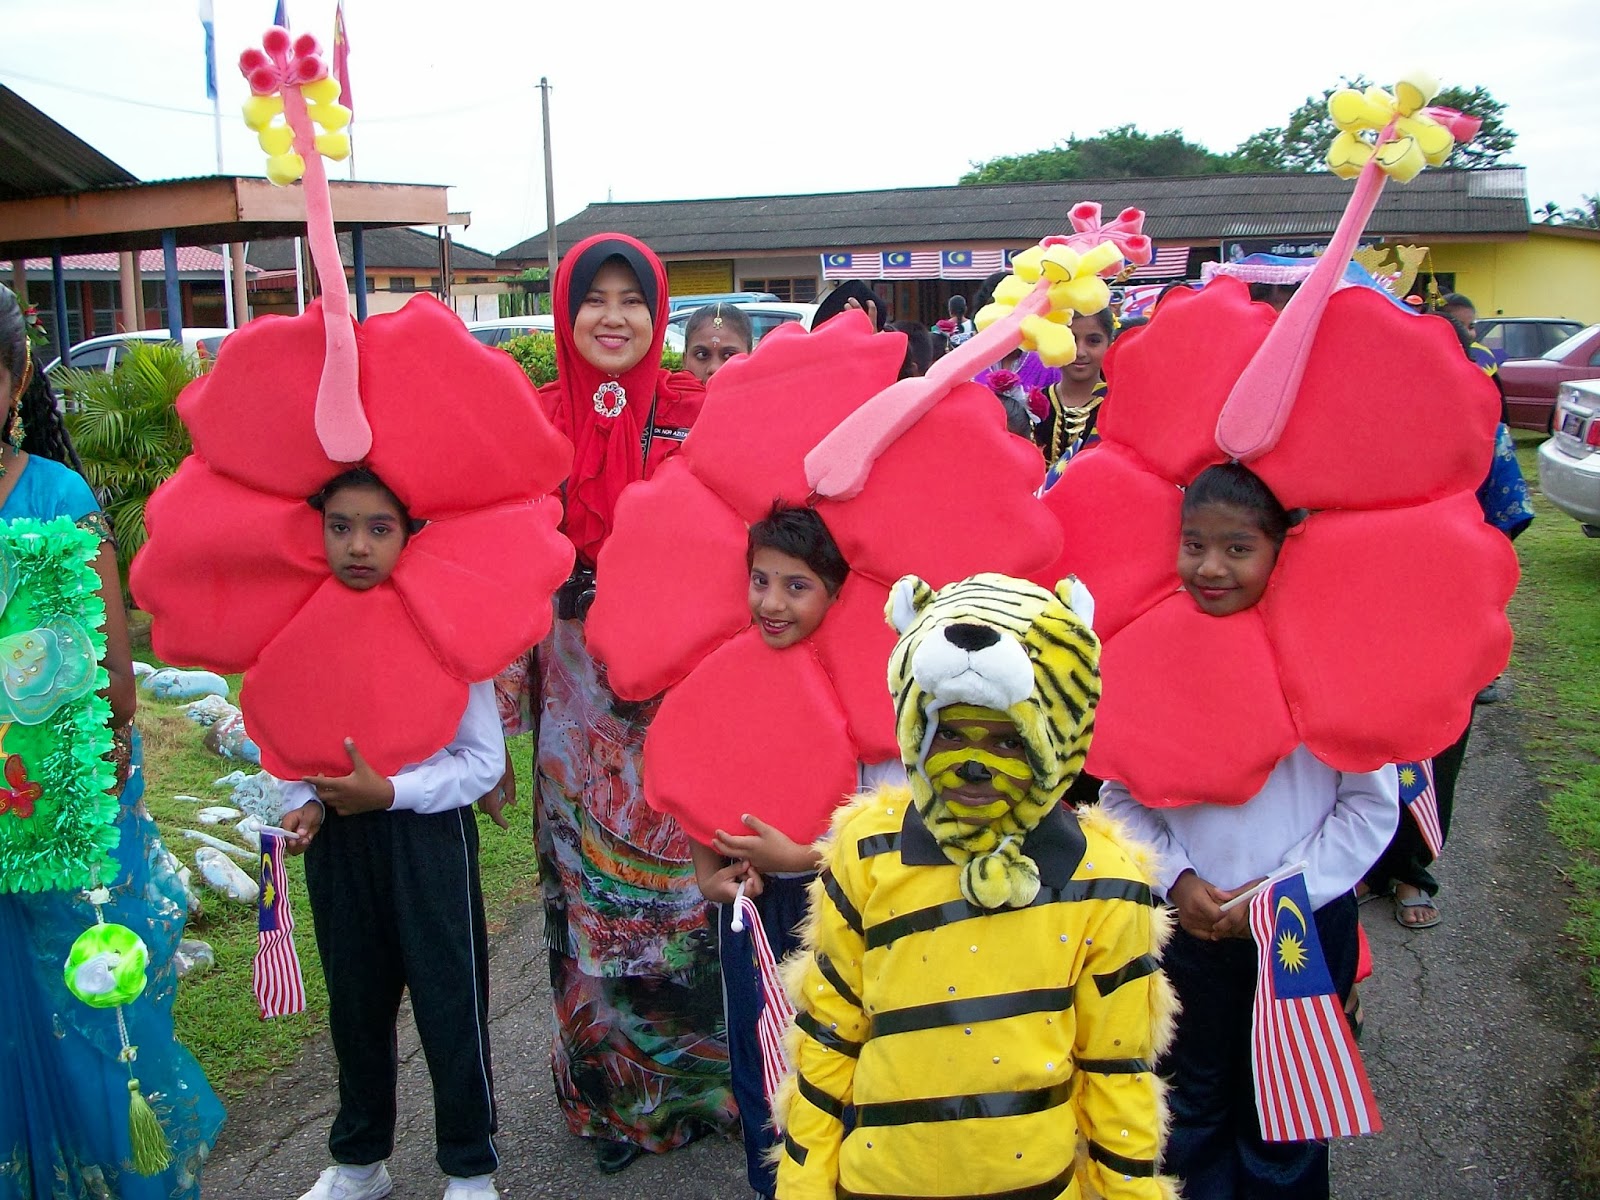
left=4, top=0, right=1597, bottom=257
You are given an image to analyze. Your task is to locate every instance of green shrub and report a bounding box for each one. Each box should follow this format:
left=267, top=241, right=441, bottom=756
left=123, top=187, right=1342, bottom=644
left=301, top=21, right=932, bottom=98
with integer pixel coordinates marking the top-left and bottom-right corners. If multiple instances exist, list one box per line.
left=501, top=333, right=685, bottom=387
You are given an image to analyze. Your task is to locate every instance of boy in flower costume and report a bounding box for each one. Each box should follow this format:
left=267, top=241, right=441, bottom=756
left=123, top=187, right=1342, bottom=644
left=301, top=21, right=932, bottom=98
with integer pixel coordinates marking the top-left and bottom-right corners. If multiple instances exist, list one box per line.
left=774, top=573, right=1178, bottom=1200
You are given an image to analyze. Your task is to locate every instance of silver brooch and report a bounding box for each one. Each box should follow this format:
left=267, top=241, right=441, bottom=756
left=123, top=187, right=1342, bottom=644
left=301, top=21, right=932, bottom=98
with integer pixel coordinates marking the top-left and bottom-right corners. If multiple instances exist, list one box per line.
left=592, top=380, right=627, bottom=418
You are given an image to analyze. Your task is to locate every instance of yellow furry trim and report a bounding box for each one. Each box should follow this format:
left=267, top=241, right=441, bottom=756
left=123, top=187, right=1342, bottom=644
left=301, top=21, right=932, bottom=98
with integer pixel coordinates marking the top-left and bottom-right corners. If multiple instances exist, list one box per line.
left=769, top=1067, right=800, bottom=1137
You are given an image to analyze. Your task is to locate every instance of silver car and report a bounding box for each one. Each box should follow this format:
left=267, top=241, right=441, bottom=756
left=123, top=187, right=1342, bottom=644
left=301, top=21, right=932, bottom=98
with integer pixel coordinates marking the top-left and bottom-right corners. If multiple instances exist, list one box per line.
left=1537, top=379, right=1600, bottom=536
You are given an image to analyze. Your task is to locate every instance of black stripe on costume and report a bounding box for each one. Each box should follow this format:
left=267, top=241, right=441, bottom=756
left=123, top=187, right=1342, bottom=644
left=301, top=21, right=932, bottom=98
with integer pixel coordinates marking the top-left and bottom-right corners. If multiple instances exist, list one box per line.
left=783, top=1131, right=809, bottom=1166
left=798, top=1073, right=847, bottom=1120
left=1077, top=1056, right=1151, bottom=1074
left=857, top=832, right=901, bottom=859
left=816, top=953, right=862, bottom=1009
left=838, top=1165, right=1074, bottom=1200
left=871, top=987, right=1075, bottom=1038
left=1094, top=953, right=1158, bottom=997
left=796, top=1011, right=862, bottom=1057
left=1087, top=1139, right=1157, bottom=1178
left=854, top=1079, right=1073, bottom=1127
left=823, top=870, right=864, bottom=935
left=866, top=877, right=1153, bottom=950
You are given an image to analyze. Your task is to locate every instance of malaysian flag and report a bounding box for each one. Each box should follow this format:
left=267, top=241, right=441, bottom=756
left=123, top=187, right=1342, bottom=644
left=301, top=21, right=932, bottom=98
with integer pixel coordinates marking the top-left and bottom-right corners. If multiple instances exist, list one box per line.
left=941, top=249, right=1006, bottom=279
left=821, top=251, right=878, bottom=280
left=1126, top=245, right=1190, bottom=280
left=1249, top=870, right=1380, bottom=1142
left=1397, top=760, right=1443, bottom=858
left=880, top=249, right=942, bottom=278
left=254, top=832, right=307, bottom=1019
left=333, top=0, right=354, bottom=117
left=732, top=890, right=795, bottom=1103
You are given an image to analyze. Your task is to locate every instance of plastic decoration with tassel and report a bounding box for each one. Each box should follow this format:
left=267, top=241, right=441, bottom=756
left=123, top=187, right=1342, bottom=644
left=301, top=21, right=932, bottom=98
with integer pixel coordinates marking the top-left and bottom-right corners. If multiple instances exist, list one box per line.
left=62, top=880, right=171, bottom=1175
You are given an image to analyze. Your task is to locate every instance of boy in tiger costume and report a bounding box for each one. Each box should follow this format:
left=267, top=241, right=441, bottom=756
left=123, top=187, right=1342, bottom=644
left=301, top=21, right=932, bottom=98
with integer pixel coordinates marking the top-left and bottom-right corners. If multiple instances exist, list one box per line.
left=774, top=573, right=1179, bottom=1200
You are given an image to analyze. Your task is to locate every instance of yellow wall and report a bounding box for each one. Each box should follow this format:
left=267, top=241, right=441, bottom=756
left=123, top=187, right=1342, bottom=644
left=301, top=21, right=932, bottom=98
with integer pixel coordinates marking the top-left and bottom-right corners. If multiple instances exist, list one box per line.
left=1427, top=232, right=1600, bottom=324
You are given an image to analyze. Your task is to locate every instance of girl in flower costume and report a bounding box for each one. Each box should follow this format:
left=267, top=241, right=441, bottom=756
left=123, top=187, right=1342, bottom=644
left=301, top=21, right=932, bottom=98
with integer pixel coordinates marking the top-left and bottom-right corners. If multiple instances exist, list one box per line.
left=1040, top=77, right=1517, bottom=1197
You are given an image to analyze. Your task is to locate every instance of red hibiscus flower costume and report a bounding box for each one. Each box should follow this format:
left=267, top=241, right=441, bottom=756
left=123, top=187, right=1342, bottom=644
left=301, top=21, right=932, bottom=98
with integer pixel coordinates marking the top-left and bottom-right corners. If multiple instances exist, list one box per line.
left=130, top=31, right=573, bottom=779
left=1038, top=107, right=1517, bottom=808
left=586, top=220, right=1143, bottom=847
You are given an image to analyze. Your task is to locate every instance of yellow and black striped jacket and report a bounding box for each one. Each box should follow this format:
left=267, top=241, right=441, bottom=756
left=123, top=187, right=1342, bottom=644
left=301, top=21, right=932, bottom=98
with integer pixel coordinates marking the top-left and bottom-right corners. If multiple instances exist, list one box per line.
left=775, top=785, right=1178, bottom=1200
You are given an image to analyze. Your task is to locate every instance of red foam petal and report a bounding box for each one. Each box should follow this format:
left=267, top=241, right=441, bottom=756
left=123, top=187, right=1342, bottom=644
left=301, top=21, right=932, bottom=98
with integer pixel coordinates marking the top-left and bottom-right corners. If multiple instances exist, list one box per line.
left=179, top=305, right=342, bottom=499
left=1036, top=442, right=1183, bottom=640
left=1088, top=594, right=1297, bottom=806
left=643, top=629, right=859, bottom=847
left=1251, top=289, right=1501, bottom=510
left=819, top=384, right=1059, bottom=587
left=389, top=499, right=574, bottom=684
left=131, top=458, right=326, bottom=672
left=684, top=314, right=906, bottom=523
left=361, top=296, right=572, bottom=517
left=1266, top=495, right=1517, bottom=770
left=1097, top=278, right=1272, bottom=486
left=810, top=575, right=899, bottom=763
left=587, top=457, right=754, bottom=700
left=245, top=581, right=464, bottom=779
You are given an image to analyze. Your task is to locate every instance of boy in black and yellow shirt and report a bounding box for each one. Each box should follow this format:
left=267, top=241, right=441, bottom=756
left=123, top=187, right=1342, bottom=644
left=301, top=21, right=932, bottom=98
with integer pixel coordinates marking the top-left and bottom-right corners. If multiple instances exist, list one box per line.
left=775, top=574, right=1178, bottom=1200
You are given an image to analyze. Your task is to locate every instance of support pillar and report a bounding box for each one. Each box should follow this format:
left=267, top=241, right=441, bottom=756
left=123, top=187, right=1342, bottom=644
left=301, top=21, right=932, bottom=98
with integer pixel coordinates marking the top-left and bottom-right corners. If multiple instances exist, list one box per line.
left=162, top=230, right=182, bottom=342
left=118, top=252, right=141, bottom=332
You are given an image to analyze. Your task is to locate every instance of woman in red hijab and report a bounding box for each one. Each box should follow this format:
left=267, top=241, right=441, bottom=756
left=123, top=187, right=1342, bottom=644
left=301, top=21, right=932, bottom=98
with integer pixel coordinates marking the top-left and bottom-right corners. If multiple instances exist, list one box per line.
left=506, top=234, right=734, bottom=1173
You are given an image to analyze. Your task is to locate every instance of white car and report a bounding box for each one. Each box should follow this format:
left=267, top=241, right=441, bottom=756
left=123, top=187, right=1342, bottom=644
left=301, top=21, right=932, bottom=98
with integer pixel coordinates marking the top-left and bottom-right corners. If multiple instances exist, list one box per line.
left=45, top=328, right=233, bottom=375
left=662, top=302, right=818, bottom=355
left=464, top=315, right=556, bottom=347
left=1537, top=379, right=1600, bottom=536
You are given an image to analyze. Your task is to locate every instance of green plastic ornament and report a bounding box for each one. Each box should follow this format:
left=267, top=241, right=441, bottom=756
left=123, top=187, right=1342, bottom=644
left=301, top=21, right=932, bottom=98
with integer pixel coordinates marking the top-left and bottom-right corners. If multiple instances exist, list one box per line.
left=62, top=922, right=149, bottom=1008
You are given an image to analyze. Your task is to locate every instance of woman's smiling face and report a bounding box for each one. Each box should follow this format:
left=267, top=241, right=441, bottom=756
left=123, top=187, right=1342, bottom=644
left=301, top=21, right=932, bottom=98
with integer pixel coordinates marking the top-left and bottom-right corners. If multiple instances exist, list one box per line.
left=573, top=259, right=653, bottom=375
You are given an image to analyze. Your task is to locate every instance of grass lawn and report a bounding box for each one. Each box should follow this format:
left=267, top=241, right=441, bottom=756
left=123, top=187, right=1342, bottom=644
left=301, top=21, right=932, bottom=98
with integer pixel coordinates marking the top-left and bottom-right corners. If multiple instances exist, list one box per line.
left=133, top=630, right=539, bottom=1098
left=1508, top=431, right=1600, bottom=1180
left=1509, top=431, right=1600, bottom=990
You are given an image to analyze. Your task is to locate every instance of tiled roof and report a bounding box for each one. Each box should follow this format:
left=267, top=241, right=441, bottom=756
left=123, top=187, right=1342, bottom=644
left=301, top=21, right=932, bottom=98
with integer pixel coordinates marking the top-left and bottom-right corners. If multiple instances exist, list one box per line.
left=248, top=226, right=499, bottom=272
left=498, top=169, right=1530, bottom=263
left=0, top=83, right=137, bottom=201
left=0, top=248, right=260, bottom=275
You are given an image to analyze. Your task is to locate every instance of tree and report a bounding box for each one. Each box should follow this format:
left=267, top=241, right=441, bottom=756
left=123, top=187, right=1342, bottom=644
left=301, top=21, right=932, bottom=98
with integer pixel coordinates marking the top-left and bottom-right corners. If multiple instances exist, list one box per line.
left=1228, top=78, right=1517, bottom=172
left=59, top=342, right=197, bottom=589
left=1565, top=194, right=1600, bottom=229
left=1533, top=201, right=1566, bottom=224
left=961, top=125, right=1237, bottom=185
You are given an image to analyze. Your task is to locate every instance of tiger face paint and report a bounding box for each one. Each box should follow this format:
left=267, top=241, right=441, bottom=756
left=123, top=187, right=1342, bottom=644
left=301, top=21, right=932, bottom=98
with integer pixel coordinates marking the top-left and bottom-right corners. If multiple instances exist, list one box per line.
left=926, top=705, right=1033, bottom=830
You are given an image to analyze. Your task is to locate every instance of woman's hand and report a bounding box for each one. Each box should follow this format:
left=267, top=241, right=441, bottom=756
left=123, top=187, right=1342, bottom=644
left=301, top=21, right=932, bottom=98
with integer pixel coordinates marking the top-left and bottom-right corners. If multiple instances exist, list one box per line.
left=302, top=739, right=395, bottom=816
left=279, top=801, right=324, bottom=855
left=712, top=813, right=819, bottom=875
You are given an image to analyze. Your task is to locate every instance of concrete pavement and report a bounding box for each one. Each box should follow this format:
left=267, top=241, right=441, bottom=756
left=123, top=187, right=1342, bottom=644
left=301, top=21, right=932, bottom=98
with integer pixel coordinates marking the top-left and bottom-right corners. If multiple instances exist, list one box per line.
left=202, top=699, right=1599, bottom=1198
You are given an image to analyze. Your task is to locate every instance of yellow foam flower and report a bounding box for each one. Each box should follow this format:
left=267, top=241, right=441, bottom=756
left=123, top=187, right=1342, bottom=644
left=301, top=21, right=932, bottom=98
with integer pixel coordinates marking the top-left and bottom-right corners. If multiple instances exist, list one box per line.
left=972, top=237, right=1122, bottom=366
left=1324, top=73, right=1460, bottom=183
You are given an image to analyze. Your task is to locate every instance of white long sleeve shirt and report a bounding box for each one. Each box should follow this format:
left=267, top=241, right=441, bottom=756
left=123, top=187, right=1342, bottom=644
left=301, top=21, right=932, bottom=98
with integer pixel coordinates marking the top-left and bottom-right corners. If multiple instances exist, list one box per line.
left=280, top=681, right=505, bottom=816
left=1098, top=745, right=1398, bottom=910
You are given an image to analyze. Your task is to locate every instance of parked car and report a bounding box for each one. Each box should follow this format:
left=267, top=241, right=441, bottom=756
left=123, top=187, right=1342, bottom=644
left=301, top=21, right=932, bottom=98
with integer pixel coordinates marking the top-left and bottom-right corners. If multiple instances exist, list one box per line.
left=1498, top=325, right=1600, bottom=431
left=44, top=328, right=232, bottom=376
left=662, top=302, right=818, bottom=354
left=464, top=315, right=556, bottom=346
left=1536, top=379, right=1600, bottom=536
left=1474, top=317, right=1584, bottom=364
left=666, top=291, right=778, bottom=314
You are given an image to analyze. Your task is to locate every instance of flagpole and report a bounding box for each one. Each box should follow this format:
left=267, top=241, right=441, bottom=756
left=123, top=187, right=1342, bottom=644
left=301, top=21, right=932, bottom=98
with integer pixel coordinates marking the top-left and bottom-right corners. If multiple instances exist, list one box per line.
left=201, top=0, right=235, bottom=328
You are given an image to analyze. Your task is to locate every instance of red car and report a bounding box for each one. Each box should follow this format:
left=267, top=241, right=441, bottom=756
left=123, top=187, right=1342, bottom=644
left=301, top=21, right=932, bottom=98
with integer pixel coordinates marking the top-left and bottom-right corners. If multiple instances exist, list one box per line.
left=1499, top=324, right=1600, bottom=431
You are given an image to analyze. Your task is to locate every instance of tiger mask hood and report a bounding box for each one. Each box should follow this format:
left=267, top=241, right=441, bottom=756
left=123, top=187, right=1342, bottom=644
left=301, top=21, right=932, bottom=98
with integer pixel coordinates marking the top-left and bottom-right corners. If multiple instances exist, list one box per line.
left=886, top=573, right=1101, bottom=910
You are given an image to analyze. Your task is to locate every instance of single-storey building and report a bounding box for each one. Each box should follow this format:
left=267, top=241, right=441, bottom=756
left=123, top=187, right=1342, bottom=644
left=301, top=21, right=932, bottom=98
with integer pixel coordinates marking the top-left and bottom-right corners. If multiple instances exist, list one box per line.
left=499, top=170, right=1600, bottom=328
left=245, top=228, right=503, bottom=318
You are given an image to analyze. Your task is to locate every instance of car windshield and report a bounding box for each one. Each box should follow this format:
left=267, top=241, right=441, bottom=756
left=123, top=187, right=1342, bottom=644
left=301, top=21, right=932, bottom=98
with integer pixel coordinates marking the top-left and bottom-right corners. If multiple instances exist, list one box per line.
left=1543, top=326, right=1599, bottom=361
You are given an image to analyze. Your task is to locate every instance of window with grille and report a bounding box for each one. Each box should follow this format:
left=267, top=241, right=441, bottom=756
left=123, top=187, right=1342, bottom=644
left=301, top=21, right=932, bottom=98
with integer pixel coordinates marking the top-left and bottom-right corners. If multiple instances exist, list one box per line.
left=740, top=277, right=818, bottom=303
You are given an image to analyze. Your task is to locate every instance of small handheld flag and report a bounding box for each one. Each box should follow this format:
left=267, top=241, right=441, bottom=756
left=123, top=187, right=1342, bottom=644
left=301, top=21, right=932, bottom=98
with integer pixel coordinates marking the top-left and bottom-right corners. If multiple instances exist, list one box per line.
left=254, top=831, right=307, bottom=1019
left=1249, top=870, right=1380, bottom=1142
left=730, top=884, right=795, bottom=1104
left=1397, top=760, right=1443, bottom=858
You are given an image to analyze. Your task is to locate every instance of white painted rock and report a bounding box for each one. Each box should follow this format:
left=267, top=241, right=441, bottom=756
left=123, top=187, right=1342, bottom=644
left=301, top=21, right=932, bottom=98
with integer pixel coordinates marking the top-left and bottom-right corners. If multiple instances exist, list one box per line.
left=195, top=846, right=258, bottom=904
left=234, top=817, right=262, bottom=854
left=196, top=806, right=241, bottom=826
left=174, top=795, right=207, bottom=805
left=181, top=828, right=254, bottom=862
left=177, top=864, right=201, bottom=916
left=175, top=939, right=215, bottom=978
left=132, top=661, right=156, bottom=679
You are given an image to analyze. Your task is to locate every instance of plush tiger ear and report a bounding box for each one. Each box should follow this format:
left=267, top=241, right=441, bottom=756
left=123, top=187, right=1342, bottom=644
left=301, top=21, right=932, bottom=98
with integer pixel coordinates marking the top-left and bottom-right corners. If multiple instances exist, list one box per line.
left=887, top=575, right=935, bottom=634
left=1055, top=576, right=1095, bottom=629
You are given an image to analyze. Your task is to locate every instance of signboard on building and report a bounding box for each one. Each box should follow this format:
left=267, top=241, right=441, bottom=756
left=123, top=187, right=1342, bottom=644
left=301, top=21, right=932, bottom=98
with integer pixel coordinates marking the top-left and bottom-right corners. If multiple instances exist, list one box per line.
left=666, top=259, right=735, bottom=295
left=1221, top=236, right=1383, bottom=261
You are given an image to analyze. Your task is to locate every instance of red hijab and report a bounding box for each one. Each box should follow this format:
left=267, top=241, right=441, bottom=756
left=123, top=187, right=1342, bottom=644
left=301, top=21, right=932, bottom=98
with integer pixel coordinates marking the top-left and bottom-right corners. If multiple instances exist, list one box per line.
left=541, top=232, right=703, bottom=565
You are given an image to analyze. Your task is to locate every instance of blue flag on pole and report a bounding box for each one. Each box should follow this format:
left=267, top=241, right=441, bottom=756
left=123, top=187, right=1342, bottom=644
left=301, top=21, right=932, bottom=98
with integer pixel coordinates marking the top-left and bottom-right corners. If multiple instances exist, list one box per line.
left=199, top=0, right=217, bottom=100
left=274, top=0, right=289, bottom=27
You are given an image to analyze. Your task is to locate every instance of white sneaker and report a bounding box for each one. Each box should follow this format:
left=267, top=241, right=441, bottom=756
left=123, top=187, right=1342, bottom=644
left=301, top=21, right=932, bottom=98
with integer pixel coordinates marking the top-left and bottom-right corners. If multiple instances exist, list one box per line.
left=297, top=1163, right=394, bottom=1200
left=442, top=1177, right=499, bottom=1200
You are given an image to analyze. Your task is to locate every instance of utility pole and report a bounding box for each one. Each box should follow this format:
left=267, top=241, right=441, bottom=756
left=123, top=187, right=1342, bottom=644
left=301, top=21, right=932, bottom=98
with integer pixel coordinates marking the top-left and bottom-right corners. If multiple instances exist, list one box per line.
left=540, top=76, right=558, bottom=297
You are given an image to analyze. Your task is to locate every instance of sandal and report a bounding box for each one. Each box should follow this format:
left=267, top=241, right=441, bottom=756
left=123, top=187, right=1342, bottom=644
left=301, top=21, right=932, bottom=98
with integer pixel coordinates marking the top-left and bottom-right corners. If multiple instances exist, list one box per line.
left=1394, top=888, right=1441, bottom=929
